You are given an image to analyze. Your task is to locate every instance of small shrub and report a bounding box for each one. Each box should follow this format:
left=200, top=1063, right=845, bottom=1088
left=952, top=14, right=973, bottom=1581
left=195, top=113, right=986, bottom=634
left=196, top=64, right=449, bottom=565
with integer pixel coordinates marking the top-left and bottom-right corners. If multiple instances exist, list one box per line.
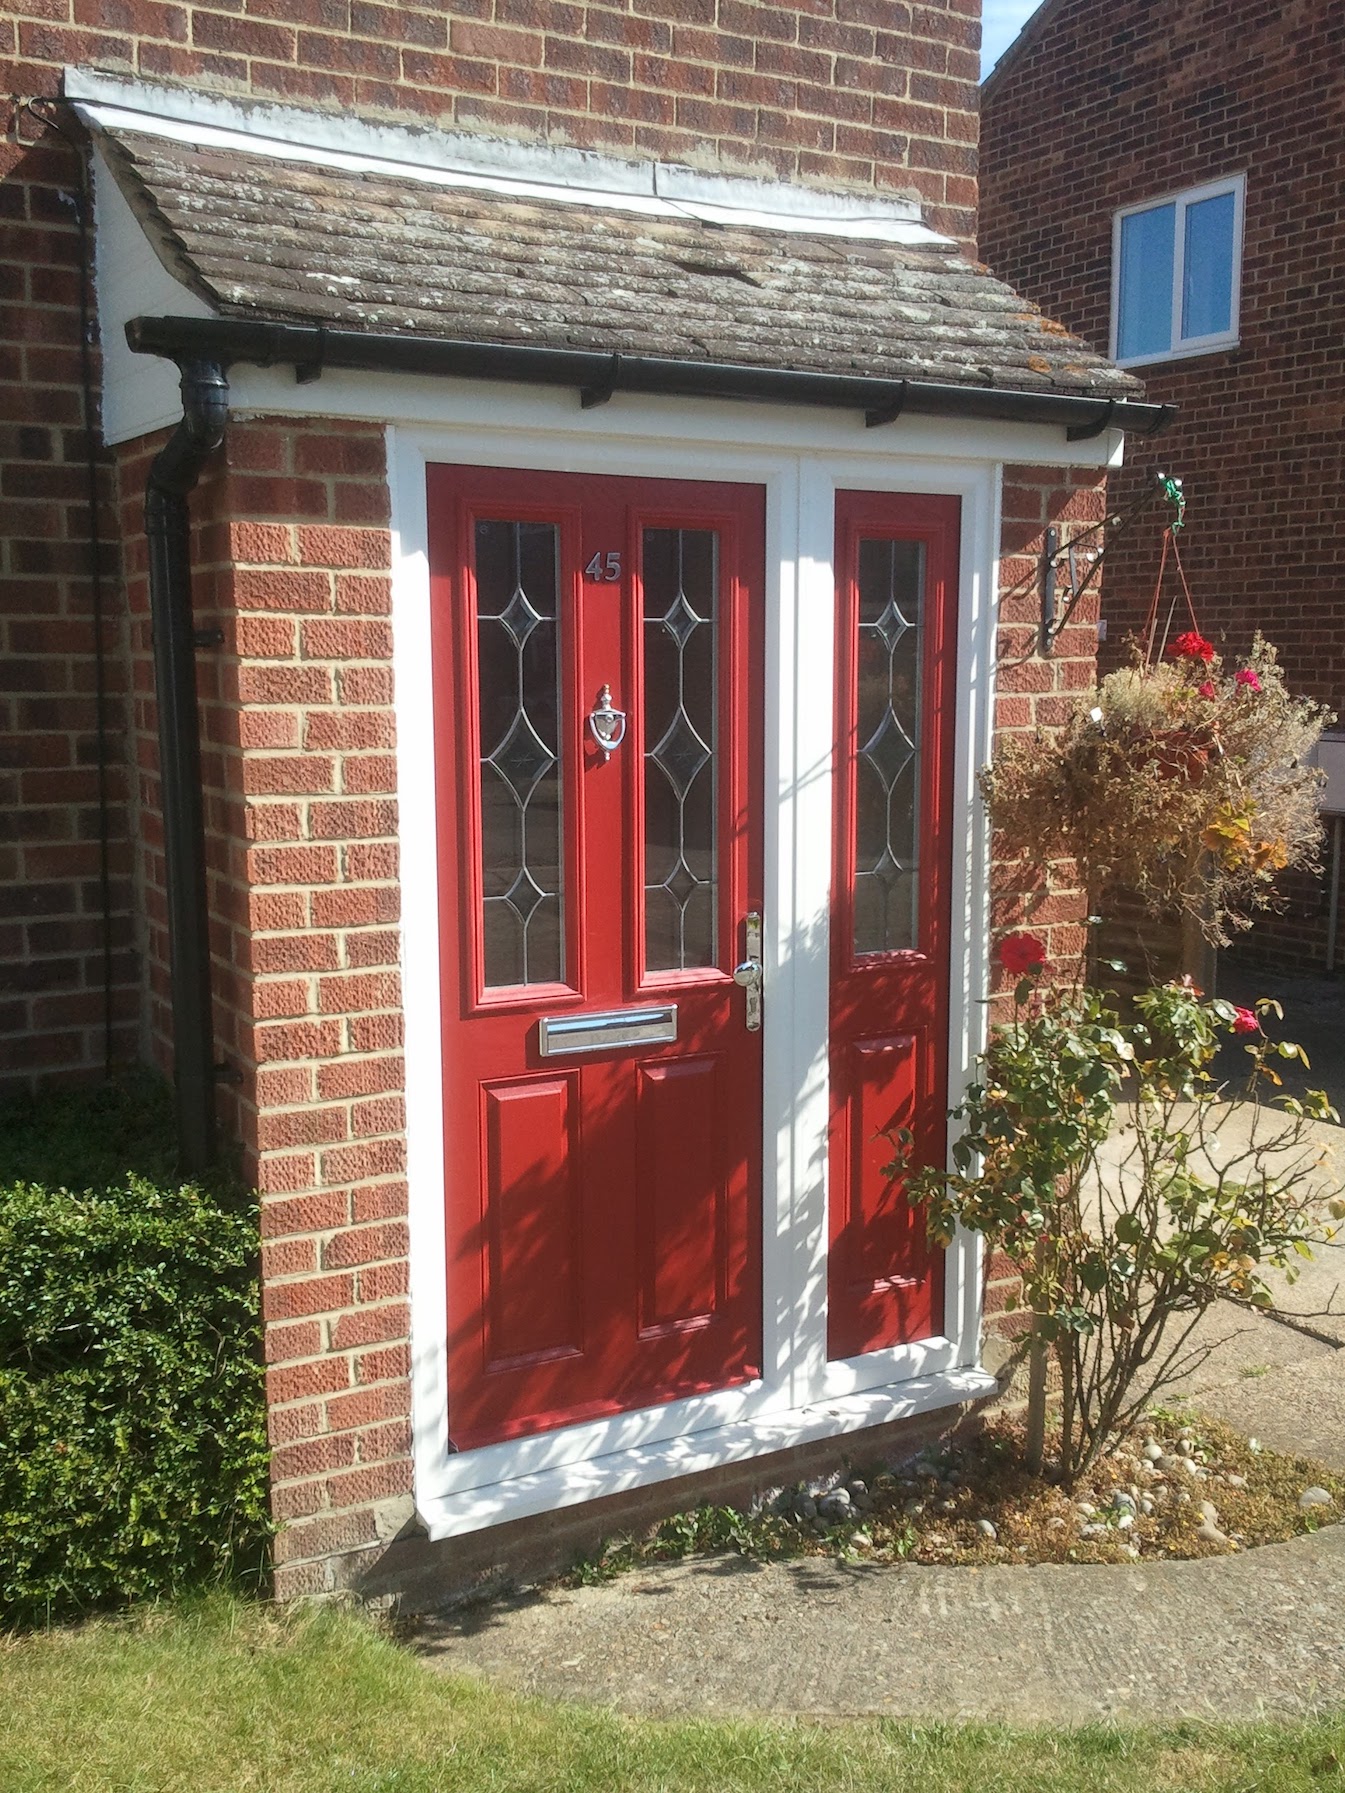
left=905, top=963, right=1342, bottom=1485
left=0, top=1078, right=271, bottom=1627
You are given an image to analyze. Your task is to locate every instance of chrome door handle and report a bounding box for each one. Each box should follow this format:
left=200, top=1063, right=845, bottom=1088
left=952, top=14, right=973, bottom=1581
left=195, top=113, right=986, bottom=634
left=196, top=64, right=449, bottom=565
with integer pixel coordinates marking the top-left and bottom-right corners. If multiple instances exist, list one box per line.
left=587, top=684, right=627, bottom=760
left=733, top=910, right=763, bottom=1031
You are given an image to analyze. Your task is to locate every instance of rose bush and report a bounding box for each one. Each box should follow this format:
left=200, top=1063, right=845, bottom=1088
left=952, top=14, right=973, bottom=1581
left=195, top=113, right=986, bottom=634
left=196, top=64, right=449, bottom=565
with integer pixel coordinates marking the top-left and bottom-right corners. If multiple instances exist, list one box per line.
left=901, top=946, right=1342, bottom=1484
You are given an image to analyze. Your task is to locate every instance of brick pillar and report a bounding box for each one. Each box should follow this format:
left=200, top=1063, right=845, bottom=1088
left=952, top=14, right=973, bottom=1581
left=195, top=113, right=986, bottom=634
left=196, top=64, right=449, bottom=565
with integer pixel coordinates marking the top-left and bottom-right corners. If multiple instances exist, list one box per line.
left=120, top=415, right=413, bottom=1596
left=981, top=461, right=1108, bottom=1377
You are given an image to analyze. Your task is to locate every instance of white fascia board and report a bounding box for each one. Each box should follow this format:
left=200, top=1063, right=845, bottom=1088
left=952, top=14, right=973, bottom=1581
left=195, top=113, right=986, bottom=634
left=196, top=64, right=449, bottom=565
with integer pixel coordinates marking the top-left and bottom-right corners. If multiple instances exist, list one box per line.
left=66, top=66, right=945, bottom=246
left=91, top=140, right=214, bottom=446
left=227, top=363, right=1123, bottom=471
left=418, top=1368, right=998, bottom=1540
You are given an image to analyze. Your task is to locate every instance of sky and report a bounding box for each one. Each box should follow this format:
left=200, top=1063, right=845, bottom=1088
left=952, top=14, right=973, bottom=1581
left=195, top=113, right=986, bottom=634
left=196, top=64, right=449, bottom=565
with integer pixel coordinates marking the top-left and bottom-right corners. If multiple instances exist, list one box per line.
left=980, top=0, right=1046, bottom=79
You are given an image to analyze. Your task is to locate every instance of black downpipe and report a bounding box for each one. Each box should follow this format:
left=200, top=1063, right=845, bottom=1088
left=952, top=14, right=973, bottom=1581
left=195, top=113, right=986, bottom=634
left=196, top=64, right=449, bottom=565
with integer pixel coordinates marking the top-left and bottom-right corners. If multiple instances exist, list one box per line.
left=145, top=360, right=229, bottom=1172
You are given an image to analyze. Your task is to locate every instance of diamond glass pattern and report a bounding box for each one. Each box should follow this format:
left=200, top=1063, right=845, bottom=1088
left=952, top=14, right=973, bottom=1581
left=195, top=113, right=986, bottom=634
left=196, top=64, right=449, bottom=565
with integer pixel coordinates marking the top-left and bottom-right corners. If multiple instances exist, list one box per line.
left=853, top=536, right=924, bottom=956
left=643, top=527, right=718, bottom=970
left=475, top=519, right=563, bottom=987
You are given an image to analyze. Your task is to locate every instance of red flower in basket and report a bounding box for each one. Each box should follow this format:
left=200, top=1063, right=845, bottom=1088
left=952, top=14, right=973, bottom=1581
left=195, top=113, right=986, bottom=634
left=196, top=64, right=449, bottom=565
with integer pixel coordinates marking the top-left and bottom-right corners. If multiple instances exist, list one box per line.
left=1235, top=668, right=1263, bottom=693
left=1170, top=630, right=1216, bottom=664
left=1198, top=680, right=1217, bottom=700
left=1000, top=932, right=1047, bottom=976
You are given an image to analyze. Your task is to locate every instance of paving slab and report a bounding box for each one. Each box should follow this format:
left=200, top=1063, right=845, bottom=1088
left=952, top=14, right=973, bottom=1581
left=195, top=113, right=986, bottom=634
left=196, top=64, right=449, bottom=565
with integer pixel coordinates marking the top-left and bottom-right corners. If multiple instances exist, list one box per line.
left=1184, top=1357, right=1345, bottom=1471
left=419, top=1527, right=1345, bottom=1723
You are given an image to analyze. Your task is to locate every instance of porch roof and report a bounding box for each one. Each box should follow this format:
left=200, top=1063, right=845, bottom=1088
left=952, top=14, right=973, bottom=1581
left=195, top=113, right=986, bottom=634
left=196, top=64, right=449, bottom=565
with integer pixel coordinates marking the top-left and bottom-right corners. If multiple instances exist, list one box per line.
left=95, top=119, right=1144, bottom=405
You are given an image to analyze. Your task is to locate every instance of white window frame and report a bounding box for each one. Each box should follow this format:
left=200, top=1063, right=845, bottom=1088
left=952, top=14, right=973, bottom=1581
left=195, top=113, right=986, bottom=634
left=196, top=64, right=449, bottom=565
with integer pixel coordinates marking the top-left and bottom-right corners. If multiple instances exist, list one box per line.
left=1110, top=174, right=1245, bottom=369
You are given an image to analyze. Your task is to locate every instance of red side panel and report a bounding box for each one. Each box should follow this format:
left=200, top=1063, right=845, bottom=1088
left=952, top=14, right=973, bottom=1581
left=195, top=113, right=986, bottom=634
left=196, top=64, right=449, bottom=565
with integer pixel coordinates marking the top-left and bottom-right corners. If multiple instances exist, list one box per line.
left=827, top=491, right=960, bottom=1362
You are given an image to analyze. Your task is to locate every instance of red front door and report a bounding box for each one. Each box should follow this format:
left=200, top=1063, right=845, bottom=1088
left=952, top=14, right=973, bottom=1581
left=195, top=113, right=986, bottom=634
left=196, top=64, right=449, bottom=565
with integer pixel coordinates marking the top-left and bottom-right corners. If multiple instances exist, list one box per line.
left=429, top=466, right=764, bottom=1452
left=828, top=492, right=960, bottom=1360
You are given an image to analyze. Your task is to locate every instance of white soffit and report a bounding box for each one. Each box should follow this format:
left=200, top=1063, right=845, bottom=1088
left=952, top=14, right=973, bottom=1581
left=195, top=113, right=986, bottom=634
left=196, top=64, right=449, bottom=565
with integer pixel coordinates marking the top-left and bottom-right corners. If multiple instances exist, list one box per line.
left=66, top=67, right=947, bottom=247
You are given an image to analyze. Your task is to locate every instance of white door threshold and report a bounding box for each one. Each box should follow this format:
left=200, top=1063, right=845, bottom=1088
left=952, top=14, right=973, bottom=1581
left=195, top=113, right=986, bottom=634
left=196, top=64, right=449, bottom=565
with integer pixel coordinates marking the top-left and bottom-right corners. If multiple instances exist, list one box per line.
left=418, top=1365, right=998, bottom=1541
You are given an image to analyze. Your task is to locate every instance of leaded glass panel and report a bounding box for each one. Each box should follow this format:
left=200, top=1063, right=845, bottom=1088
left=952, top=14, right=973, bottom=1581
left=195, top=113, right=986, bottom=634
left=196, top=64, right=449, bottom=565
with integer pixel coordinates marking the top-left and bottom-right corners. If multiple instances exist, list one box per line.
left=475, top=519, right=563, bottom=987
left=643, top=527, right=718, bottom=971
left=853, top=537, right=923, bottom=956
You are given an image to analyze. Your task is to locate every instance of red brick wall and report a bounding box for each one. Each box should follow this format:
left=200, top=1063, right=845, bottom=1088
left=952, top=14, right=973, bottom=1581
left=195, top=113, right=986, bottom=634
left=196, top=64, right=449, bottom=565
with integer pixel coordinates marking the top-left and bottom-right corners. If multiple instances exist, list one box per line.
left=5, top=3, right=979, bottom=241
left=0, top=113, right=138, bottom=1087
left=2, top=0, right=981, bottom=1091
left=980, top=0, right=1345, bottom=971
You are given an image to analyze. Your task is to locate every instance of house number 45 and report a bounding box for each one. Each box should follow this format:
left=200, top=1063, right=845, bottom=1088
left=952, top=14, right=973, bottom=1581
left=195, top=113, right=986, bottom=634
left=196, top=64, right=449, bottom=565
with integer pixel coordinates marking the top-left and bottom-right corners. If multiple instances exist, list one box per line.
left=584, top=551, right=622, bottom=582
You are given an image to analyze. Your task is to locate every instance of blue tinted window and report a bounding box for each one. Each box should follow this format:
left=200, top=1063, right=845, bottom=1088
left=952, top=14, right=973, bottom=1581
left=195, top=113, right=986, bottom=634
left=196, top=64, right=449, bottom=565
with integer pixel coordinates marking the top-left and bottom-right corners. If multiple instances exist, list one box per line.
left=1182, top=191, right=1236, bottom=339
left=1117, top=204, right=1175, bottom=360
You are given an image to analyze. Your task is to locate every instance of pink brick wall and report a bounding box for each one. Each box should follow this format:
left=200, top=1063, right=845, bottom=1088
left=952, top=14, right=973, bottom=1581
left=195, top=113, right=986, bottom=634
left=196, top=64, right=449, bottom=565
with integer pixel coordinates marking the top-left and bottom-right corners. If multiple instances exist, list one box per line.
left=3, top=0, right=984, bottom=1090
left=6, top=2, right=980, bottom=244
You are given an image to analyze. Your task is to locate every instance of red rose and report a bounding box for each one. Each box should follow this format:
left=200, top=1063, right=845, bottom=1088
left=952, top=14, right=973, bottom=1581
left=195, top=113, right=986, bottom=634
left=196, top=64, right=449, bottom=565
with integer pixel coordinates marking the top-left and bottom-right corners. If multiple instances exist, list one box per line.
left=1232, top=1006, right=1259, bottom=1035
left=1000, top=932, right=1047, bottom=976
left=1235, top=668, right=1262, bottom=693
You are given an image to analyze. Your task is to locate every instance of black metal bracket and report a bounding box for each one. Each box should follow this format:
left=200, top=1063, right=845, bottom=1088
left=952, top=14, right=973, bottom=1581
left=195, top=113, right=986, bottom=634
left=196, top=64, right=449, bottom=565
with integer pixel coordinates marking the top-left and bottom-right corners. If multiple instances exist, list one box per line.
left=295, top=324, right=327, bottom=385
left=580, top=352, right=621, bottom=409
left=1039, top=525, right=1060, bottom=656
left=212, top=1060, right=243, bottom=1085
left=192, top=626, right=224, bottom=649
left=1066, top=397, right=1118, bottom=442
left=864, top=379, right=908, bottom=429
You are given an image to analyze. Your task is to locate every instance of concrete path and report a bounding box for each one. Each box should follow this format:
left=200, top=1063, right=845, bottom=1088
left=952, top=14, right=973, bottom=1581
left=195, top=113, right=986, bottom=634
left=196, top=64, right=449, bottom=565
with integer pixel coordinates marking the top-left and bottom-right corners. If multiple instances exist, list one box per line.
left=421, top=1262, right=1345, bottom=1725
left=418, top=970, right=1345, bottom=1724
left=420, top=1527, right=1345, bottom=1723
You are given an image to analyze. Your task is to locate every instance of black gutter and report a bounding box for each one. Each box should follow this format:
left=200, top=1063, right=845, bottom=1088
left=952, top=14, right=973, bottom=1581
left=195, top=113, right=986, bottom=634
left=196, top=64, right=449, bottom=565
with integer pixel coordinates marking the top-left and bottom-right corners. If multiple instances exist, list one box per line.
left=126, top=314, right=1176, bottom=439
left=146, top=359, right=229, bottom=1172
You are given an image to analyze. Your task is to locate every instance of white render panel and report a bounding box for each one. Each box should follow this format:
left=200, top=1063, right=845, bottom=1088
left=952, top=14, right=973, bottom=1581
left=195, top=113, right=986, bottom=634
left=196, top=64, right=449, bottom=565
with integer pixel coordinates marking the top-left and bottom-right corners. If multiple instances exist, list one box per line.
left=91, top=141, right=214, bottom=448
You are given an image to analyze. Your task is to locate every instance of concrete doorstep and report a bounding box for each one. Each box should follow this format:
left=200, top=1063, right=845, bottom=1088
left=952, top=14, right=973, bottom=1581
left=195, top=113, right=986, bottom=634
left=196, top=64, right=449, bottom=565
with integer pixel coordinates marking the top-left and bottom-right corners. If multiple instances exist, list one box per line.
left=420, top=1258, right=1345, bottom=1728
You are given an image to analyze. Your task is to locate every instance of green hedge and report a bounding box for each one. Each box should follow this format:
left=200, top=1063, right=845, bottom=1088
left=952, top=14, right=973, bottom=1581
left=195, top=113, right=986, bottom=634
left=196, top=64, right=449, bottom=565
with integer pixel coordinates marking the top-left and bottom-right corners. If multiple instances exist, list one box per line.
left=0, top=1079, right=271, bottom=1627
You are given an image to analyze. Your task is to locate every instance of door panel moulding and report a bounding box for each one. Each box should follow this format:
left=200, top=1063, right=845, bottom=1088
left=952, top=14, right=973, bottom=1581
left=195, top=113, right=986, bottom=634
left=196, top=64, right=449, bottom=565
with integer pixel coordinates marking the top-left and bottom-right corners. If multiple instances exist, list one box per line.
left=392, top=420, right=1009, bottom=1534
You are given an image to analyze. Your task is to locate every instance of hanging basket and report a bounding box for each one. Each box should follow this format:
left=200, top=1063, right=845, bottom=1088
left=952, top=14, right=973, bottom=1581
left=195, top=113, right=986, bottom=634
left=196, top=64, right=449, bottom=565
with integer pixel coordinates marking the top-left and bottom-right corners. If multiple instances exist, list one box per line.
left=984, top=637, right=1330, bottom=946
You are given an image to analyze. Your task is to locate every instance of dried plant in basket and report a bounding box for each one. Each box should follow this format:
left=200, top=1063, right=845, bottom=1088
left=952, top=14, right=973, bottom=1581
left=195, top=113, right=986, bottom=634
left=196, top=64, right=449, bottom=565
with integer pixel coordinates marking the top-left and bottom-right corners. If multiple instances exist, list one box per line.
left=983, top=633, right=1331, bottom=945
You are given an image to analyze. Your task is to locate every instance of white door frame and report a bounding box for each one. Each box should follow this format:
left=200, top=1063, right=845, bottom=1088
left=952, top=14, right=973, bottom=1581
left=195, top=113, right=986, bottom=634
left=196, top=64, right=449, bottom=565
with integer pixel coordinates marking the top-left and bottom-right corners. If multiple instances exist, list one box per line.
left=380, top=386, right=1106, bottom=1540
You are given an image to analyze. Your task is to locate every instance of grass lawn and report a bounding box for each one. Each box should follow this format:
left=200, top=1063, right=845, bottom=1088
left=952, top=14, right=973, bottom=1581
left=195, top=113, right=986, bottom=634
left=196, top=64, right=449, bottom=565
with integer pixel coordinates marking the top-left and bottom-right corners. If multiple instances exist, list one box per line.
left=2, top=1596, right=1343, bottom=1793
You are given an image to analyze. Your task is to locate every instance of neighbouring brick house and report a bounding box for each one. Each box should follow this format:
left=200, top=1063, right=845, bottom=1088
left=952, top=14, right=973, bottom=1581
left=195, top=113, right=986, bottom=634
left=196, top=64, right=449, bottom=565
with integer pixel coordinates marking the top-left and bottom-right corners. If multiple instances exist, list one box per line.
left=2, top=6, right=1172, bottom=1602
left=981, top=0, right=1345, bottom=977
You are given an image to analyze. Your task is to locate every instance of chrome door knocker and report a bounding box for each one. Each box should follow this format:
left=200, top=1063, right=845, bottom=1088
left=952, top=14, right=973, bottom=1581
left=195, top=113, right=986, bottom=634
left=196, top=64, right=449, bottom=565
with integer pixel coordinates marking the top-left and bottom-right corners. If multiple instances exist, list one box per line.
left=587, top=684, right=627, bottom=760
